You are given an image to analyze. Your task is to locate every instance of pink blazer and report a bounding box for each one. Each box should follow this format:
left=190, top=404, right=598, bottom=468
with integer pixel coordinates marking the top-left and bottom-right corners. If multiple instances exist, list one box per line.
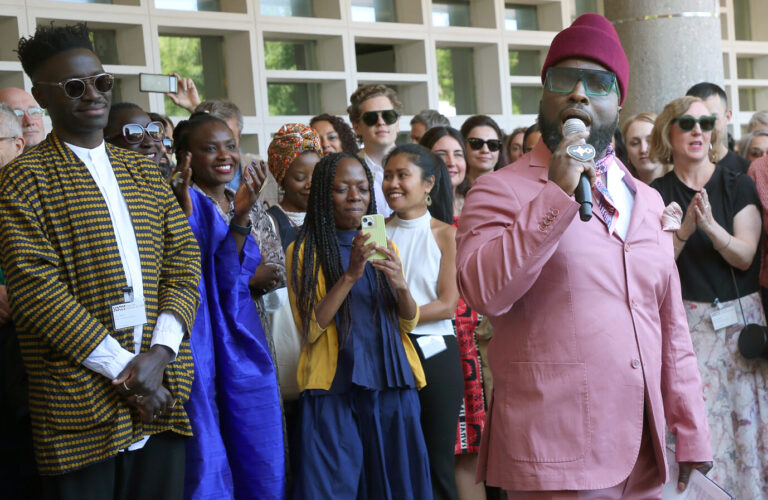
left=455, top=142, right=712, bottom=491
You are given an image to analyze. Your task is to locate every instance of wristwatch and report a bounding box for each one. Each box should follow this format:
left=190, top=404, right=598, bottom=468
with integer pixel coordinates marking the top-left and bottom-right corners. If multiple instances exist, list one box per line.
left=229, top=219, right=252, bottom=235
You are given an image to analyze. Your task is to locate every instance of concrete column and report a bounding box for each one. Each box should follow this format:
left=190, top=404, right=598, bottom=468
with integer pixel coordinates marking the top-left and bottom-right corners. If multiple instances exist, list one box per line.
left=604, top=0, right=723, bottom=123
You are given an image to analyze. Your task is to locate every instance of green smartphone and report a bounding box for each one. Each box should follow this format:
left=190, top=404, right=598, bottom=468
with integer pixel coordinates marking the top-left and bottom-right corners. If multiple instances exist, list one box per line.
left=361, top=214, right=387, bottom=260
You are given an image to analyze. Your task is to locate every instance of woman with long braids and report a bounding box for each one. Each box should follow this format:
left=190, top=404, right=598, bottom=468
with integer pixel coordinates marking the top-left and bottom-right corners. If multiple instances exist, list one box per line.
left=288, top=152, right=431, bottom=499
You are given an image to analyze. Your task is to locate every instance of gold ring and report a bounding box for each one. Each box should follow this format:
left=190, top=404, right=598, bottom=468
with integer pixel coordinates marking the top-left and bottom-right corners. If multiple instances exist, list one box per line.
left=135, top=394, right=144, bottom=403
left=122, top=381, right=132, bottom=392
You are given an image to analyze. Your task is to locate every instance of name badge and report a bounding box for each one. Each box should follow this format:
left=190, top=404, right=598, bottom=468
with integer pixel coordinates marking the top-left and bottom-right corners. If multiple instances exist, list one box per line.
left=416, top=335, right=447, bottom=360
left=111, top=301, right=147, bottom=330
left=710, top=305, right=738, bottom=331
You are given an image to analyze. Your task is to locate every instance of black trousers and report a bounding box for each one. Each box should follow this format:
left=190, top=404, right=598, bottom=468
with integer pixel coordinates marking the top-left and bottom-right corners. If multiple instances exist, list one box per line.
left=41, top=431, right=185, bottom=500
left=409, top=334, right=465, bottom=500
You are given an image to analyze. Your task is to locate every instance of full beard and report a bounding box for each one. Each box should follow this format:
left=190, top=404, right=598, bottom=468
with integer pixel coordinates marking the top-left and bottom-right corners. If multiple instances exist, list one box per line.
left=539, top=110, right=619, bottom=160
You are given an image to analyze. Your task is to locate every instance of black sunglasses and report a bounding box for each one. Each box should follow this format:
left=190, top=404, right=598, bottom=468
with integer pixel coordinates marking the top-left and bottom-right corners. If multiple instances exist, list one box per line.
left=162, top=137, right=173, bottom=151
left=360, top=109, right=399, bottom=127
left=466, top=138, right=502, bottom=152
left=108, top=121, right=165, bottom=144
left=673, top=115, right=716, bottom=132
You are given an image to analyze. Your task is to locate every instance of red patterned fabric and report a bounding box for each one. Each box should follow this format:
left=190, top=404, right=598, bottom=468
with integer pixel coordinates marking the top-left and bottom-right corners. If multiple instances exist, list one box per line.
left=453, top=216, right=486, bottom=454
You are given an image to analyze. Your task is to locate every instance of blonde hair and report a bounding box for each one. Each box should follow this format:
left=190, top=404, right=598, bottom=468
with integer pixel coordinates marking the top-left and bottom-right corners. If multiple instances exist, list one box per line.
left=649, top=96, right=719, bottom=164
left=621, top=112, right=656, bottom=140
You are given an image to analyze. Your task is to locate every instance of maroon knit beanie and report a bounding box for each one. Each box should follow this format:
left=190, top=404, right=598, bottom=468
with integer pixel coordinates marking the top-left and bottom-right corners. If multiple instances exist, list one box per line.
left=541, top=13, right=629, bottom=105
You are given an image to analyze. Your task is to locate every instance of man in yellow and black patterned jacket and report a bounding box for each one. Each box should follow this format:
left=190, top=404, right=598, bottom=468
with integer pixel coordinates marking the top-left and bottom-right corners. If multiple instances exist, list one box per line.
left=0, top=24, right=200, bottom=499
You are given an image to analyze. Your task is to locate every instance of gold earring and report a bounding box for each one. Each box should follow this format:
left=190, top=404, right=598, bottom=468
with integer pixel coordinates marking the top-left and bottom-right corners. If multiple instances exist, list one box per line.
left=426, top=194, right=432, bottom=206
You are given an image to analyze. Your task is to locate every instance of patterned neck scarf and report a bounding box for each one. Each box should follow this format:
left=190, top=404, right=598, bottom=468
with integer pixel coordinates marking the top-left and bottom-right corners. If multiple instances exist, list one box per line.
left=592, top=145, right=619, bottom=235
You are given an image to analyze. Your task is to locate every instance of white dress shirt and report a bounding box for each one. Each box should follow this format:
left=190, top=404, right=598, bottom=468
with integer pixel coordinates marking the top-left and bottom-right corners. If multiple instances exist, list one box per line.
left=605, top=157, right=636, bottom=241
left=361, top=152, right=393, bottom=217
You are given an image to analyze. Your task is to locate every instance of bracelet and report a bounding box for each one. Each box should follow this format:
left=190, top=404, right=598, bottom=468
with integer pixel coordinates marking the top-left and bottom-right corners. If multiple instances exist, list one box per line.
left=674, top=231, right=688, bottom=243
left=229, top=219, right=252, bottom=235
left=715, top=235, right=732, bottom=252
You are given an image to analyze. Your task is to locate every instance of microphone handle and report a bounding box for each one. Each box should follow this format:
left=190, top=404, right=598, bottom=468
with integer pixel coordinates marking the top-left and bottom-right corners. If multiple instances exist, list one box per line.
left=574, top=172, right=593, bottom=222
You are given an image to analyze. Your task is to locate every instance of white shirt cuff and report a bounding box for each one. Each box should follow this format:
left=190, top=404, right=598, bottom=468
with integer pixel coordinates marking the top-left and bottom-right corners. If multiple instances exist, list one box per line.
left=150, top=311, right=185, bottom=359
left=82, top=335, right=135, bottom=380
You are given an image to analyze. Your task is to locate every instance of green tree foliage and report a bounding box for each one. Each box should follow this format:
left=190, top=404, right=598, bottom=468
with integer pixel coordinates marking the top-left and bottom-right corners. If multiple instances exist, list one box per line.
left=158, top=36, right=205, bottom=116
left=264, top=41, right=316, bottom=115
left=436, top=48, right=454, bottom=108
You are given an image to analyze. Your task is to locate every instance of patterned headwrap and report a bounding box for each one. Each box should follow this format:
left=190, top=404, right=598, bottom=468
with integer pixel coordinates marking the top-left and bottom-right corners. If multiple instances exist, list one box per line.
left=267, top=123, right=322, bottom=184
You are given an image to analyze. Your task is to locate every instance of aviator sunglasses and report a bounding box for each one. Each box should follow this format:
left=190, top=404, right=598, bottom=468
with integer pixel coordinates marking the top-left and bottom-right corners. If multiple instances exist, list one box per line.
left=466, top=138, right=503, bottom=152
left=108, top=121, right=165, bottom=144
left=360, top=109, right=400, bottom=127
left=34, top=73, right=114, bottom=100
left=545, top=67, right=618, bottom=97
left=673, top=115, right=716, bottom=132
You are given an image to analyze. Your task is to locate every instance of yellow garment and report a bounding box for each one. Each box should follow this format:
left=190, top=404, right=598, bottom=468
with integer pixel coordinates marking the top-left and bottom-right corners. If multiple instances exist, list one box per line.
left=286, top=240, right=426, bottom=392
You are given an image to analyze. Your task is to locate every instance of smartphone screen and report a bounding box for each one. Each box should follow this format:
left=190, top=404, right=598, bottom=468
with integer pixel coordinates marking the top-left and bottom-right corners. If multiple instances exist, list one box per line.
left=139, top=73, right=178, bottom=94
left=361, top=214, right=387, bottom=260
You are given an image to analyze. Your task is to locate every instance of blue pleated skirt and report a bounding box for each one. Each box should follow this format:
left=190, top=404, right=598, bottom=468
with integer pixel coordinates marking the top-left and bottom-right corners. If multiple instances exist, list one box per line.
left=293, top=387, right=432, bottom=500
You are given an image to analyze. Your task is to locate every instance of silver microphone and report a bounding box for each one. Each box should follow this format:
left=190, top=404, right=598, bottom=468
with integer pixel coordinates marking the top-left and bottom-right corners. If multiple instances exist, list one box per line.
left=563, top=117, right=587, bottom=137
left=562, top=118, right=592, bottom=222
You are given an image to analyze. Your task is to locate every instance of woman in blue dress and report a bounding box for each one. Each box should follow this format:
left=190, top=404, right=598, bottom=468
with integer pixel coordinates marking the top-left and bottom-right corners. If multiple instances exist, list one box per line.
left=287, top=152, right=432, bottom=499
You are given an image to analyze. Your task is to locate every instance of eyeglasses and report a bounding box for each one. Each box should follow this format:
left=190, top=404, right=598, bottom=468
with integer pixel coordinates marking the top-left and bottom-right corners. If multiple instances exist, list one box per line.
left=162, top=137, right=173, bottom=151
left=34, top=73, right=114, bottom=100
left=360, top=109, right=399, bottom=127
left=673, top=115, right=716, bottom=132
left=466, top=138, right=502, bottom=152
left=545, top=67, right=618, bottom=97
left=13, top=107, right=44, bottom=118
left=108, top=122, right=165, bottom=144
left=0, top=136, right=19, bottom=142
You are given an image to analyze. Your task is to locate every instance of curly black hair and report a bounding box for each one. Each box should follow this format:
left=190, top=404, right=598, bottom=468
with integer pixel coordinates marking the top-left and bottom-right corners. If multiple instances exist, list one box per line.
left=17, top=22, right=93, bottom=78
left=310, top=113, right=360, bottom=155
left=290, top=152, right=397, bottom=342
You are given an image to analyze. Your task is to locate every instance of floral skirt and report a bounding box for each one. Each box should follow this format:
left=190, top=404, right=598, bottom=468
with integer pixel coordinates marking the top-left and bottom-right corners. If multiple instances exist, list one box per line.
left=453, top=298, right=486, bottom=455
left=680, top=292, right=768, bottom=500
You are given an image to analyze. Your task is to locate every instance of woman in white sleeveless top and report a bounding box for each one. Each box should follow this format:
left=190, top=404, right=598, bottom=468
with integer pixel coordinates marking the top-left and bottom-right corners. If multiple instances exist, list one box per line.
left=383, top=144, right=464, bottom=500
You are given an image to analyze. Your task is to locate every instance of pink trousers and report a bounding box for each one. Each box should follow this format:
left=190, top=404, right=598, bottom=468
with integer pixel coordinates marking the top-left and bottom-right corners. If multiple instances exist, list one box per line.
left=506, top=417, right=663, bottom=500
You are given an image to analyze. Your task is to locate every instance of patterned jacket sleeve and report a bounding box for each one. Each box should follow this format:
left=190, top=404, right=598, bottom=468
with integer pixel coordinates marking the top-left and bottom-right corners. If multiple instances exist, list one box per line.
left=158, top=180, right=201, bottom=334
left=0, top=166, right=112, bottom=364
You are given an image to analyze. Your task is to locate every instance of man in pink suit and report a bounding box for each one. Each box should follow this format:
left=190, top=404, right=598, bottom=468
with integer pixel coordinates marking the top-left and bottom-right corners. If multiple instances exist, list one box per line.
left=455, top=14, right=713, bottom=499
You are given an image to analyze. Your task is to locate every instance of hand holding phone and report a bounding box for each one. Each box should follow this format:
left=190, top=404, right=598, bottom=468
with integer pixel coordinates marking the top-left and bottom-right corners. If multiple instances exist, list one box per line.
left=361, top=214, right=387, bottom=260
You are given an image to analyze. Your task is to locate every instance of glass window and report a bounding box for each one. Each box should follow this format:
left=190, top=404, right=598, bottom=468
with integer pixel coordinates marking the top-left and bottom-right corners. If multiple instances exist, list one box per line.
left=155, top=0, right=219, bottom=11
left=260, top=0, right=313, bottom=17
left=432, top=1, right=471, bottom=28
left=737, top=57, right=754, bottom=79
left=351, top=0, right=396, bottom=23
left=574, top=0, right=598, bottom=18
left=511, top=86, right=541, bottom=114
left=264, top=40, right=317, bottom=71
left=355, top=43, right=396, bottom=73
left=733, top=0, right=751, bottom=40
left=51, top=0, right=112, bottom=3
left=437, top=47, right=476, bottom=116
left=89, top=29, right=119, bottom=65
left=505, top=3, right=538, bottom=31
left=739, top=88, right=756, bottom=111
left=159, top=35, right=227, bottom=115
left=267, top=82, right=320, bottom=115
left=509, top=50, right=540, bottom=76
